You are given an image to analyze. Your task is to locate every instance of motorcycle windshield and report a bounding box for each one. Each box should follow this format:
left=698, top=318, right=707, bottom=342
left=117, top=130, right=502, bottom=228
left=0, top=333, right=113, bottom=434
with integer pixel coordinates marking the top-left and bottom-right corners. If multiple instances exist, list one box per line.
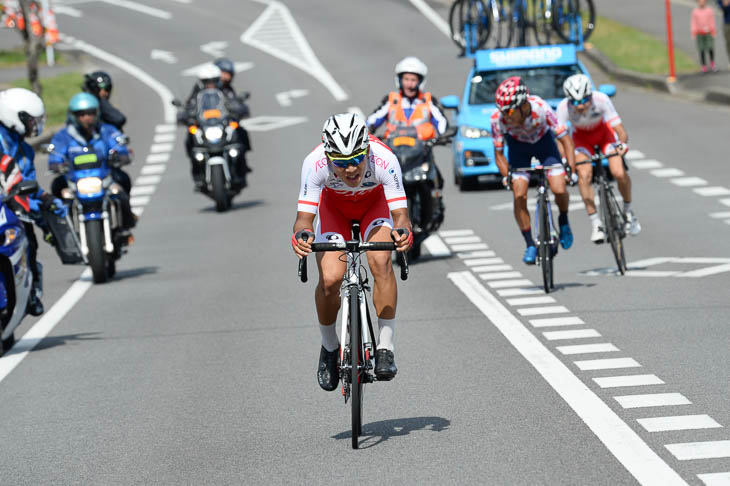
left=197, top=89, right=228, bottom=124
left=387, top=127, right=425, bottom=169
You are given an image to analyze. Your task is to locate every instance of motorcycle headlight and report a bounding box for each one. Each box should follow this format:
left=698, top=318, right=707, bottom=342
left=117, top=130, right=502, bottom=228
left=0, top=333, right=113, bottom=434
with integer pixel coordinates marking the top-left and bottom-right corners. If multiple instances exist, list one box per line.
left=421, top=163, right=429, bottom=172
left=204, top=126, right=224, bottom=142
left=77, top=177, right=103, bottom=195
left=2, top=228, right=18, bottom=246
left=228, top=148, right=239, bottom=158
left=460, top=125, right=491, bottom=139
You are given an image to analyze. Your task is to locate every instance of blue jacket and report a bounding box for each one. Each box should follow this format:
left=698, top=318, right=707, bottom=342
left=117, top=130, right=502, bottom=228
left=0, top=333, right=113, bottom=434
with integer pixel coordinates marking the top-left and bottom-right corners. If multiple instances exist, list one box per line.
left=0, top=123, right=45, bottom=209
left=49, top=121, right=129, bottom=172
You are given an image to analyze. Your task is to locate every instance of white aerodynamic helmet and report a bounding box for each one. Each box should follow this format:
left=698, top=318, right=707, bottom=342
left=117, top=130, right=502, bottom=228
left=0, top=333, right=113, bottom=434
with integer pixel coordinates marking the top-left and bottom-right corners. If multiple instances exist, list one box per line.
left=197, top=64, right=222, bottom=83
left=395, top=56, right=428, bottom=91
left=0, top=88, right=45, bottom=137
left=563, top=74, right=593, bottom=102
left=321, top=113, right=369, bottom=156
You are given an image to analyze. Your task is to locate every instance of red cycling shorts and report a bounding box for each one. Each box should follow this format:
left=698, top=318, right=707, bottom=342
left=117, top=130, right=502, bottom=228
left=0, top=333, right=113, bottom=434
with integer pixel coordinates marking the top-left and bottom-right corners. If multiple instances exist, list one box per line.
left=572, top=122, right=619, bottom=157
left=315, top=185, right=393, bottom=243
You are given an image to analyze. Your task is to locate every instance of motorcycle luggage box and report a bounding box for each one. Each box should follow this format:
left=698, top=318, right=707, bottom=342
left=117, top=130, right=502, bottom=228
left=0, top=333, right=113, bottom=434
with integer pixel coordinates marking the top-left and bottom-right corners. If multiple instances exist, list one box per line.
left=41, top=209, right=84, bottom=264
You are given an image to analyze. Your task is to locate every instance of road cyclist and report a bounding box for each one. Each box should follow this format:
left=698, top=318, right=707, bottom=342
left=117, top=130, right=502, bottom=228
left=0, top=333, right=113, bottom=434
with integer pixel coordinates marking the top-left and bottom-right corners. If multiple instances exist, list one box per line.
left=491, top=76, right=577, bottom=265
left=557, top=74, right=640, bottom=244
left=291, top=113, right=412, bottom=391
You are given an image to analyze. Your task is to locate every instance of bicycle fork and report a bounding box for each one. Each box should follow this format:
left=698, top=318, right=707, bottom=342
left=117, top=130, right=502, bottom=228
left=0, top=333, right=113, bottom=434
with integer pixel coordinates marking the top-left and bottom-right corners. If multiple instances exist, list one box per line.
left=339, top=285, right=376, bottom=401
left=535, top=188, right=558, bottom=266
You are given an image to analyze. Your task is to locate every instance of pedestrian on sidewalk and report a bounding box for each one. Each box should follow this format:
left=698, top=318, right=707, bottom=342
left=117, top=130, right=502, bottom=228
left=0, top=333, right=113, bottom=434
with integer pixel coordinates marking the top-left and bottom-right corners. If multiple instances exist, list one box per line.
left=719, top=0, right=730, bottom=68
left=691, top=0, right=718, bottom=72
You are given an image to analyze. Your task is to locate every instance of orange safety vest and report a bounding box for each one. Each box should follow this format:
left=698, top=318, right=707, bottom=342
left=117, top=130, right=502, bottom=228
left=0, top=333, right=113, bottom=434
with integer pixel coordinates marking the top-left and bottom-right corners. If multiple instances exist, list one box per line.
left=384, top=91, right=436, bottom=141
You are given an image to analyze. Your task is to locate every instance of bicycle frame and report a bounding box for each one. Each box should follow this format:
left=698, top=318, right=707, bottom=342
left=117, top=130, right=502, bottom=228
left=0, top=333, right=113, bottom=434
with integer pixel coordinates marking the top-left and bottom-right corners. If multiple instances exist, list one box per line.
left=533, top=171, right=558, bottom=260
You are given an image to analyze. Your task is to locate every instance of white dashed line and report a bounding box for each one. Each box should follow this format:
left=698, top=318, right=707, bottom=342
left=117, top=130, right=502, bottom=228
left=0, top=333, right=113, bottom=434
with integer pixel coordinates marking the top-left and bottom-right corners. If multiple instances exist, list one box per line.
left=614, top=393, right=691, bottom=409
left=507, top=296, right=556, bottom=306
left=721, top=199, right=730, bottom=207
left=557, top=343, right=620, bottom=355
left=624, top=150, right=646, bottom=160
left=496, top=287, right=544, bottom=297
left=487, top=279, right=535, bottom=289
left=593, top=374, right=665, bottom=388
left=666, top=440, right=730, bottom=460
left=150, top=143, right=174, bottom=153
left=444, top=235, right=481, bottom=244
left=130, top=186, right=156, bottom=196
left=695, top=186, right=730, bottom=197
left=141, top=164, right=167, bottom=175
left=155, top=124, right=177, bottom=133
left=651, top=168, right=685, bottom=177
left=630, top=159, right=663, bottom=169
left=473, top=264, right=514, bottom=273
left=451, top=243, right=489, bottom=251
left=153, top=133, right=176, bottom=143
left=457, top=250, right=495, bottom=259
left=574, top=358, right=641, bottom=370
left=441, top=229, right=474, bottom=237
left=529, top=316, right=585, bottom=327
left=146, top=153, right=171, bottom=163
left=670, top=177, right=707, bottom=187
left=135, top=175, right=162, bottom=185
left=517, top=305, right=570, bottom=316
left=479, top=271, right=524, bottom=281
left=130, top=196, right=152, bottom=206
left=422, top=234, right=451, bottom=257
left=543, top=329, right=601, bottom=341
left=637, top=415, right=721, bottom=433
left=463, top=257, right=502, bottom=266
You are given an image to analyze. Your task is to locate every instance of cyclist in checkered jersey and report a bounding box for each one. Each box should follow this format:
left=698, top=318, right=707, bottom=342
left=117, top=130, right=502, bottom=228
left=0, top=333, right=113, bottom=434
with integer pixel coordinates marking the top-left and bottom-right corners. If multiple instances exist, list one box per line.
left=490, top=76, right=578, bottom=265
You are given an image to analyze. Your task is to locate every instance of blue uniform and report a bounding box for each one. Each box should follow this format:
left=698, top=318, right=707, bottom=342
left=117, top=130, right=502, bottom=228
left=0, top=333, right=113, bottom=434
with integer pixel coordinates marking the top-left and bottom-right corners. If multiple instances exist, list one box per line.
left=49, top=121, right=129, bottom=170
left=0, top=123, right=42, bottom=211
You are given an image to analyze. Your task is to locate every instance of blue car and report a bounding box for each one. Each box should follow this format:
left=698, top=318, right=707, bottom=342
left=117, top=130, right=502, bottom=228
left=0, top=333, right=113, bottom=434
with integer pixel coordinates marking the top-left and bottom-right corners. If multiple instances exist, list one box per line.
left=441, top=44, right=616, bottom=190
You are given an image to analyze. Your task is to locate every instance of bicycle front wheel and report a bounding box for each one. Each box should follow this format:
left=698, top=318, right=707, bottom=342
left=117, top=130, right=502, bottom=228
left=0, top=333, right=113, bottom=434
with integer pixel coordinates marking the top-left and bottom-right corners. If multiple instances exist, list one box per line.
left=532, top=0, right=553, bottom=45
left=538, top=197, right=553, bottom=293
left=348, top=286, right=363, bottom=449
left=602, top=186, right=627, bottom=275
left=449, top=0, right=492, bottom=52
left=551, top=0, right=595, bottom=44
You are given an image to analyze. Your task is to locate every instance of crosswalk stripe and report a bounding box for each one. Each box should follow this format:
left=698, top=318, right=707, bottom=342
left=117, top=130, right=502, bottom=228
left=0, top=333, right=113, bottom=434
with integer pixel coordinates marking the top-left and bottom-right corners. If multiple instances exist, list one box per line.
left=422, top=234, right=451, bottom=257
left=651, top=168, right=685, bottom=178
left=557, top=343, right=619, bottom=355
left=721, top=198, right=730, bottom=207
left=130, top=195, right=151, bottom=206
left=614, top=393, right=691, bottom=409
left=709, top=211, right=730, bottom=218
left=444, top=235, right=481, bottom=244
left=630, top=159, right=662, bottom=169
left=529, top=316, right=584, bottom=327
left=130, top=185, right=156, bottom=196
left=146, top=153, right=170, bottom=163
left=694, top=186, right=730, bottom=197
left=439, top=229, right=474, bottom=237
left=487, top=279, right=535, bottom=289
left=155, top=124, right=176, bottom=133
left=637, top=415, right=721, bottom=432
left=457, top=250, right=495, bottom=259
left=593, top=374, right=664, bottom=388
left=666, top=440, right=730, bottom=460
left=153, top=133, right=176, bottom=143
left=473, top=265, right=514, bottom=273
left=135, top=175, right=162, bottom=185
left=543, top=329, right=600, bottom=341
left=574, top=357, right=641, bottom=370
left=507, top=296, right=556, bottom=306
left=496, top=287, right=544, bottom=297
left=131, top=207, right=144, bottom=216
left=670, top=177, right=707, bottom=187
left=479, top=271, right=523, bottom=281
left=464, top=257, right=503, bottom=266
left=517, top=306, right=570, bottom=316
left=451, top=243, right=489, bottom=251
left=141, top=164, right=166, bottom=175
left=149, top=143, right=173, bottom=153
left=624, top=150, right=646, bottom=160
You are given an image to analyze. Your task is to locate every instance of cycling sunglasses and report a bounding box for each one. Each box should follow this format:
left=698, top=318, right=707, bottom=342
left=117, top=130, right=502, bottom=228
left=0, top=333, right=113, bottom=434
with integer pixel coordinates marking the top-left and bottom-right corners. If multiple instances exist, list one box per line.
left=571, top=94, right=592, bottom=106
left=327, top=147, right=368, bottom=169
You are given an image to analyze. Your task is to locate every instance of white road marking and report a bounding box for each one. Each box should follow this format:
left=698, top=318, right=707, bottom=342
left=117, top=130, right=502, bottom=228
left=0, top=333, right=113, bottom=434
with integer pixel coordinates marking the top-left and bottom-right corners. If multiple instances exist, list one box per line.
left=98, top=0, right=172, bottom=19
left=651, top=168, right=685, bottom=177
left=624, top=150, right=646, bottom=160
left=488, top=279, right=535, bottom=289
left=670, top=177, right=707, bottom=187
left=182, top=61, right=254, bottom=77
left=593, top=374, right=665, bottom=388
left=447, top=271, right=687, bottom=485
left=694, top=186, right=730, bottom=197
left=150, top=49, right=177, bottom=64
left=679, top=263, right=730, bottom=278
left=131, top=207, right=144, bottom=216
left=422, top=234, right=451, bottom=257
left=347, top=106, right=365, bottom=118
left=242, top=116, right=307, bottom=132
left=557, top=343, right=619, bottom=355
left=479, top=271, right=523, bottom=281
left=408, top=0, right=450, bottom=36
left=155, top=124, right=177, bottom=133
left=153, top=133, right=175, bottom=143
left=625, top=270, right=680, bottom=277
left=170, top=0, right=193, bottom=3
left=451, top=243, right=489, bottom=251
left=507, top=296, right=556, bottom=306
left=529, top=316, right=585, bottom=327
left=457, top=250, right=494, bottom=258
left=473, top=264, right=514, bottom=273
left=697, top=472, right=730, bottom=485
left=630, top=159, right=663, bottom=169
left=131, top=186, right=156, bottom=196
left=135, top=175, right=162, bottom=185
left=55, top=5, right=83, bottom=17
left=130, top=196, right=152, bottom=206
left=637, top=415, right=721, bottom=433
left=496, top=287, right=544, bottom=297
left=464, top=257, right=503, bottom=266
left=146, top=153, right=171, bottom=163
left=200, top=40, right=228, bottom=57
left=666, top=441, right=730, bottom=460
left=543, top=329, right=601, bottom=341
left=584, top=257, right=730, bottom=278
left=441, top=229, right=475, bottom=237
left=574, top=358, right=641, bottom=370
left=614, top=393, right=691, bottom=409
left=517, top=306, right=570, bottom=316
left=709, top=211, right=730, bottom=218
left=150, top=143, right=173, bottom=153
left=141, top=164, right=166, bottom=175
left=444, top=235, right=481, bottom=244
left=721, top=198, right=730, bottom=207
left=241, top=0, right=348, bottom=101
left=275, top=89, right=309, bottom=107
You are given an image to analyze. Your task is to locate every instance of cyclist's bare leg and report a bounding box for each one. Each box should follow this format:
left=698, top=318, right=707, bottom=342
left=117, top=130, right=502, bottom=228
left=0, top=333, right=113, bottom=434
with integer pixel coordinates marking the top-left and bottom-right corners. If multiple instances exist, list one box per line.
left=315, top=251, right=346, bottom=326
left=548, top=173, right=570, bottom=212
left=608, top=154, right=631, bottom=204
left=365, top=224, right=397, bottom=319
left=575, top=153, right=596, bottom=214
left=512, top=177, right=531, bottom=231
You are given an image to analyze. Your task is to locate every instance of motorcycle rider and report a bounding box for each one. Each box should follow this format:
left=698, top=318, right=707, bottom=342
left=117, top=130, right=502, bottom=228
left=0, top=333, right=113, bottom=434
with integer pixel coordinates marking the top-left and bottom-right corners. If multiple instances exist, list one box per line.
left=214, top=57, right=252, bottom=180
left=0, top=88, right=66, bottom=316
left=49, top=93, right=136, bottom=236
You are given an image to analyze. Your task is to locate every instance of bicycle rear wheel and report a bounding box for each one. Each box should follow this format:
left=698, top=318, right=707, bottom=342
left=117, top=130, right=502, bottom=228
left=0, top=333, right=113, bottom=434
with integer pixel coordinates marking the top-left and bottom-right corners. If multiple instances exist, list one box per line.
left=532, top=0, right=553, bottom=45
left=489, top=0, right=512, bottom=48
left=449, top=0, right=492, bottom=52
left=348, top=287, right=363, bottom=449
left=551, top=0, right=595, bottom=43
left=538, top=197, right=553, bottom=293
left=600, top=185, right=627, bottom=275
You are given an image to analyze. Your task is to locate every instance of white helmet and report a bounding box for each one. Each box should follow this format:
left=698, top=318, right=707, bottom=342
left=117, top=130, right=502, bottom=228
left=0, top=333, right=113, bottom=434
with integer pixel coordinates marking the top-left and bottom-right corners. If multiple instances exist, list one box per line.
left=563, top=74, right=593, bottom=102
left=321, top=113, right=369, bottom=156
left=0, top=88, right=45, bottom=137
left=197, top=64, right=222, bottom=83
left=395, top=56, right=428, bottom=91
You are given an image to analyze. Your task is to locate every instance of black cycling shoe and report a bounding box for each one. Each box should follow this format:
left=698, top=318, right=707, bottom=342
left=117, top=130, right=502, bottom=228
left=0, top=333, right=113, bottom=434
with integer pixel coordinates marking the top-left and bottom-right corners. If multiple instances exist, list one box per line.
left=375, top=349, right=397, bottom=381
left=317, top=346, right=340, bottom=391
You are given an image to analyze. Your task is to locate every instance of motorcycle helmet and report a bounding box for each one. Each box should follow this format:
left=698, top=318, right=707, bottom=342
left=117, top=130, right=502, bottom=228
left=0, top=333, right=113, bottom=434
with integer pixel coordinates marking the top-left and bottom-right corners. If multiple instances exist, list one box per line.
left=0, top=87, right=46, bottom=137
left=214, top=58, right=235, bottom=77
left=395, top=56, right=428, bottom=91
left=83, top=70, right=113, bottom=97
left=197, top=64, right=221, bottom=88
left=321, top=113, right=369, bottom=156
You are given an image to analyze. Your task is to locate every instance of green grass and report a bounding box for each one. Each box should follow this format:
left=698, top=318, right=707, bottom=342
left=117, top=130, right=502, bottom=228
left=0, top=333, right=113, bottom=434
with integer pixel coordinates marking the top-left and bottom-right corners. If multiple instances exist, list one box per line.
left=12, top=72, right=83, bottom=127
left=0, top=47, right=65, bottom=67
left=589, top=15, right=698, bottom=75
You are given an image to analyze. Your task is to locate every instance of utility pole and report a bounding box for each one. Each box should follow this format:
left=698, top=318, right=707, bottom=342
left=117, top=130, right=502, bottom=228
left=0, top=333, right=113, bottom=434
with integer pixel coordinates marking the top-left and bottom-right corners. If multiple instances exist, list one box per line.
left=665, top=0, right=677, bottom=83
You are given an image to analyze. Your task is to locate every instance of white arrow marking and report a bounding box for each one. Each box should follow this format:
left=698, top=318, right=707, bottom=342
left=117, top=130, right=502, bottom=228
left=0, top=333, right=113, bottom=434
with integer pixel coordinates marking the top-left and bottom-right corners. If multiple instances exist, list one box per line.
left=241, top=116, right=307, bottom=132
left=200, top=41, right=228, bottom=58
left=150, top=49, right=177, bottom=64
left=182, top=61, right=254, bottom=77
left=275, top=89, right=309, bottom=107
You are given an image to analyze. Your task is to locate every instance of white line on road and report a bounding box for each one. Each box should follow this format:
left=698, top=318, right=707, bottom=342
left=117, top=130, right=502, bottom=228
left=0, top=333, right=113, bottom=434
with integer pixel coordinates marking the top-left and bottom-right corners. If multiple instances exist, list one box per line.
left=447, top=271, right=687, bottom=486
left=479, top=271, right=524, bottom=281
left=710, top=212, right=730, bottom=218
left=557, top=343, right=620, bottom=355
left=408, top=0, right=450, bottom=37
left=55, top=5, right=83, bottom=17
left=488, top=279, right=535, bottom=289
left=135, top=175, right=162, bottom=185
left=721, top=199, right=730, bottom=207
left=517, top=306, right=570, bottom=316
left=422, top=234, right=451, bottom=257
left=153, top=133, right=176, bottom=143
left=155, top=124, right=177, bottom=133
left=694, top=186, right=730, bottom=197
left=679, top=263, right=730, bottom=278
left=697, top=472, right=730, bottom=485
left=464, top=257, right=503, bottom=266
left=637, top=415, right=722, bottom=433
left=651, top=168, right=685, bottom=178
left=507, top=296, right=556, bottom=306
left=670, top=177, right=707, bottom=187
left=474, top=264, right=514, bottom=273
left=141, top=164, right=166, bottom=175
left=496, top=287, right=545, bottom=297
left=450, top=243, right=489, bottom=251
left=630, top=159, right=663, bottom=169
left=150, top=143, right=173, bottom=153
left=614, top=393, right=691, bottom=409
left=624, top=150, right=645, bottom=160
left=593, top=374, right=665, bottom=388
left=440, top=229, right=474, bottom=237
left=574, top=358, right=641, bottom=370
left=132, top=207, right=144, bottom=216
left=457, top=250, right=495, bottom=258
left=131, top=186, right=156, bottom=196
left=98, top=0, right=172, bottom=19
left=666, top=441, right=730, bottom=460
left=543, top=329, right=601, bottom=341
left=130, top=195, right=152, bottom=206
left=146, top=153, right=170, bottom=163
left=529, top=316, right=585, bottom=328
left=444, top=235, right=482, bottom=244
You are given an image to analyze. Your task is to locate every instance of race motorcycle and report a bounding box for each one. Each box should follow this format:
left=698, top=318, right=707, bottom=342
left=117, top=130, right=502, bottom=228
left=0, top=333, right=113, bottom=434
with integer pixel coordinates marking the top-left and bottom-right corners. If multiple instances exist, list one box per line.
left=385, top=126, right=453, bottom=260
left=0, top=179, right=42, bottom=354
left=174, top=88, right=247, bottom=212
left=45, top=136, right=133, bottom=284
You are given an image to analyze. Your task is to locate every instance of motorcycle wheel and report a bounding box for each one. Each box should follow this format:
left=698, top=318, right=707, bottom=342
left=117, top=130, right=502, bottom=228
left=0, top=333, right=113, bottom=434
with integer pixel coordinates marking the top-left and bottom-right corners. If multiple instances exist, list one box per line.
left=1, top=331, right=15, bottom=355
left=107, top=257, right=116, bottom=279
left=86, top=220, right=108, bottom=284
left=211, top=165, right=229, bottom=212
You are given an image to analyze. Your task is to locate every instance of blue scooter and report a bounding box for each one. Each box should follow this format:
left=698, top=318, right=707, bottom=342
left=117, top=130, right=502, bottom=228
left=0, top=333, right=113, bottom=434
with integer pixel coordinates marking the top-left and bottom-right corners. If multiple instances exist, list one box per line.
left=0, top=179, right=41, bottom=354
left=45, top=136, right=132, bottom=284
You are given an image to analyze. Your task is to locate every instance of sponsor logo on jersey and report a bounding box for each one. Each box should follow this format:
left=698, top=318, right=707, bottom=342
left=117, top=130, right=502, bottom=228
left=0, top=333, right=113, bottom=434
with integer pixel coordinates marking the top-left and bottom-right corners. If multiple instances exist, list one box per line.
left=315, top=157, right=328, bottom=171
left=371, top=155, right=390, bottom=170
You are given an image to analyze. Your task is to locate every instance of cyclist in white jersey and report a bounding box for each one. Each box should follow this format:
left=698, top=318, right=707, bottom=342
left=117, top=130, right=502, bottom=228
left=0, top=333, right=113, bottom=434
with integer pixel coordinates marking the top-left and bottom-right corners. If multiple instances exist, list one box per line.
left=292, top=113, right=412, bottom=391
left=557, top=74, right=641, bottom=242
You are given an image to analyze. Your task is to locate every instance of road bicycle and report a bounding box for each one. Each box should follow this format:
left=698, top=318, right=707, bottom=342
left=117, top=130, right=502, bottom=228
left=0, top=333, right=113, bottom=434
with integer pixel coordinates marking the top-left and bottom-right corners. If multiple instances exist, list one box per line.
left=551, top=0, right=595, bottom=44
left=578, top=145, right=628, bottom=274
left=298, top=222, right=408, bottom=449
left=449, top=0, right=511, bottom=53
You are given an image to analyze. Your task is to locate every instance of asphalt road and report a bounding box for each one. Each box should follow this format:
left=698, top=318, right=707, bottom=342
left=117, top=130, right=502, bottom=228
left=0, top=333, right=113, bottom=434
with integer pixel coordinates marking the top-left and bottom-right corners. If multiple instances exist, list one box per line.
left=0, top=1, right=728, bottom=484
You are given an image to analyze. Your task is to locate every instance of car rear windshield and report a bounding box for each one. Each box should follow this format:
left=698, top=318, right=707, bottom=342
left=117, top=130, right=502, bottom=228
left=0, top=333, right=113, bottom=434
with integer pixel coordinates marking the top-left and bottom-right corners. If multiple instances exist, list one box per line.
left=469, top=65, right=583, bottom=105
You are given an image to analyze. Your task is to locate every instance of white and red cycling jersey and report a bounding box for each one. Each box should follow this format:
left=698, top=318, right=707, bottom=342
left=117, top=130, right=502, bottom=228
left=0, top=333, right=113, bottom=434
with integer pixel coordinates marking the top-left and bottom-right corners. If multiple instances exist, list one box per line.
left=297, top=135, right=407, bottom=242
left=556, top=91, right=622, bottom=156
left=490, top=95, right=567, bottom=150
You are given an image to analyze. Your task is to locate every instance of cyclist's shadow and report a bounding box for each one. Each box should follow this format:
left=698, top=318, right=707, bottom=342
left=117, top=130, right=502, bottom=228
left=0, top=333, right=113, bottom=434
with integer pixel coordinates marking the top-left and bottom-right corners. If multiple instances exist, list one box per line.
left=331, top=416, right=450, bottom=448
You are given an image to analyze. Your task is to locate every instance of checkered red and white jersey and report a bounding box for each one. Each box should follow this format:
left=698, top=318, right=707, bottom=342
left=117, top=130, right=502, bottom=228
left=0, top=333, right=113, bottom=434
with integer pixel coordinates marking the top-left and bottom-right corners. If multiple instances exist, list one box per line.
left=490, top=95, right=567, bottom=150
